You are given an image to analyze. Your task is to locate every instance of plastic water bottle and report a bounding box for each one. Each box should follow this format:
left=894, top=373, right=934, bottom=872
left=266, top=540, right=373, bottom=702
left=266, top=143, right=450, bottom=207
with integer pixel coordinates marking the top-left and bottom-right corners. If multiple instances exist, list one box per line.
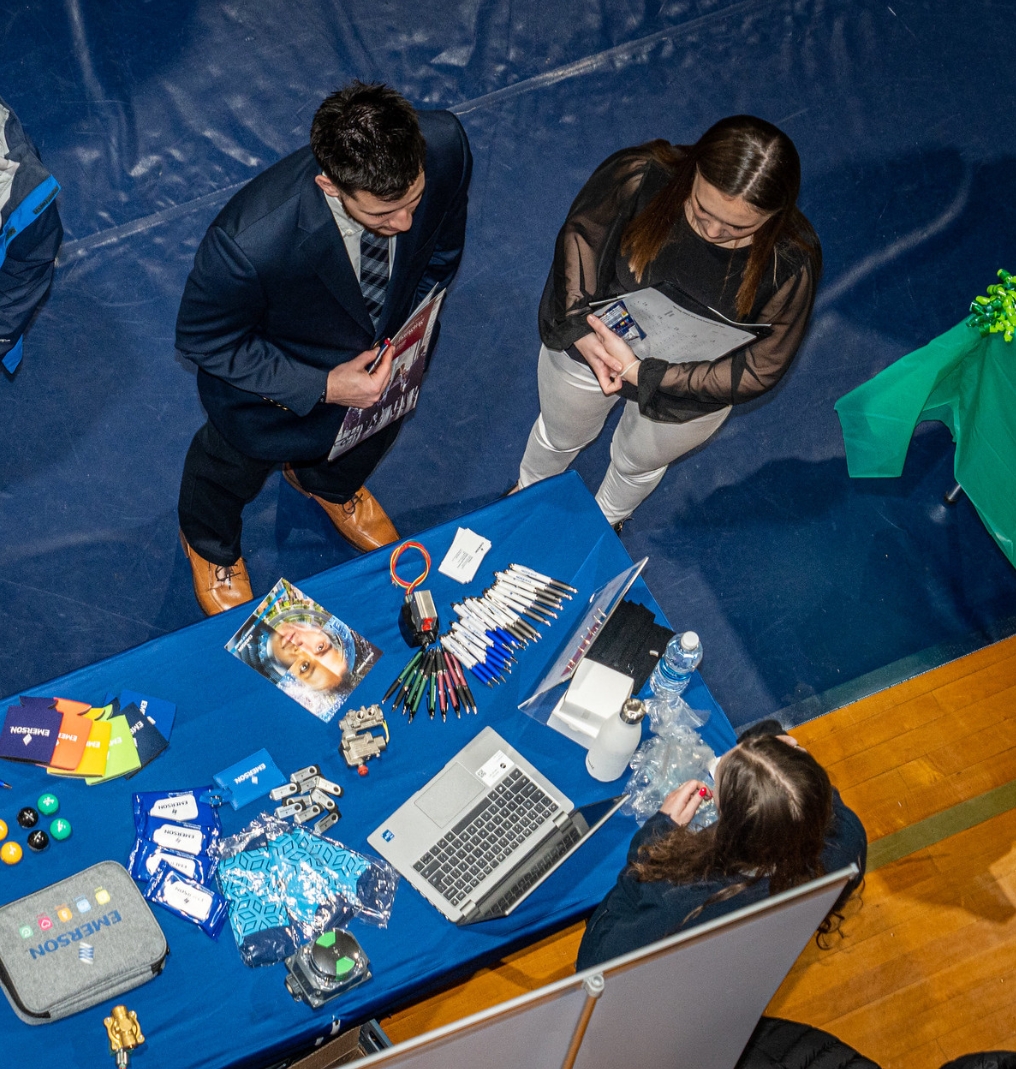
left=650, top=631, right=703, bottom=704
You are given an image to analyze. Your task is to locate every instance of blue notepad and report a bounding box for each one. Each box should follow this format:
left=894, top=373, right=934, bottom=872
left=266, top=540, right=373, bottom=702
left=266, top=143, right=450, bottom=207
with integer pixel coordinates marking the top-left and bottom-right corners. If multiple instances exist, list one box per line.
left=118, top=690, right=176, bottom=740
left=0, top=704, right=62, bottom=764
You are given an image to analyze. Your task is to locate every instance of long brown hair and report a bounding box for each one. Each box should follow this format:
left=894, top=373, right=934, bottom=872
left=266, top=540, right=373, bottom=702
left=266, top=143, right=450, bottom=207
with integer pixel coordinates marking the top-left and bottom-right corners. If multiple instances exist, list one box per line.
left=621, top=116, right=821, bottom=318
left=631, top=736, right=832, bottom=923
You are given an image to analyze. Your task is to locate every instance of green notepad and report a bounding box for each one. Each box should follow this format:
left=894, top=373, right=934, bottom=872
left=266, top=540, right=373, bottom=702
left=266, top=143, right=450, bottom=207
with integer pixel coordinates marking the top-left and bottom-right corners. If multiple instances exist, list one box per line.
left=86, top=714, right=141, bottom=783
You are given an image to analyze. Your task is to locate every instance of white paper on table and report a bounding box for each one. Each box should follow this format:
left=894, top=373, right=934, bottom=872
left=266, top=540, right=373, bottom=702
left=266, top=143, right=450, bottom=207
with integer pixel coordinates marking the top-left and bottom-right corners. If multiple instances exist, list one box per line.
left=438, top=527, right=492, bottom=583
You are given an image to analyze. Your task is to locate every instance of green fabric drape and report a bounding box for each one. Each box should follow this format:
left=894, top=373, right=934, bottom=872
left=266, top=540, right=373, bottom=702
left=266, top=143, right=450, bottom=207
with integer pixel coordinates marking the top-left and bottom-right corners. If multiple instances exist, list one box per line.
left=835, top=320, right=1016, bottom=567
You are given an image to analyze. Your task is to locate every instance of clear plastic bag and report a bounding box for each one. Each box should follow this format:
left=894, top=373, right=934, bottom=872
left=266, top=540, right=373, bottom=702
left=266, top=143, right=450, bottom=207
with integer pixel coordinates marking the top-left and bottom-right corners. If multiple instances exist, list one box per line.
left=211, top=812, right=399, bottom=967
left=622, top=724, right=718, bottom=828
left=267, top=821, right=398, bottom=931
left=213, top=815, right=304, bottom=967
left=643, top=694, right=710, bottom=734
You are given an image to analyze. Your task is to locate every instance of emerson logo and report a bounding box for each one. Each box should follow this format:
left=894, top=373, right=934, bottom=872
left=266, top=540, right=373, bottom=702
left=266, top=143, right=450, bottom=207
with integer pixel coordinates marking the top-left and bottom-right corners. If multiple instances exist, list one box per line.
left=27, top=912, right=122, bottom=961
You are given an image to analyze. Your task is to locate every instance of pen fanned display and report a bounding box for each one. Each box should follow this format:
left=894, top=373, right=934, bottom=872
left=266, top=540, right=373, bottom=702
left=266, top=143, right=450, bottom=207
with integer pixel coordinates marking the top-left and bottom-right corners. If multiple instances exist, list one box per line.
left=382, top=563, right=576, bottom=721
left=226, top=578, right=381, bottom=723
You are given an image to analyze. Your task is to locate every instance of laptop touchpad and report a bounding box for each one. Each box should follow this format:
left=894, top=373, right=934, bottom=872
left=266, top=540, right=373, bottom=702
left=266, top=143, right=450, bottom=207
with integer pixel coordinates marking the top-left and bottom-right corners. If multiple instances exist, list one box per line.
left=415, top=763, right=485, bottom=827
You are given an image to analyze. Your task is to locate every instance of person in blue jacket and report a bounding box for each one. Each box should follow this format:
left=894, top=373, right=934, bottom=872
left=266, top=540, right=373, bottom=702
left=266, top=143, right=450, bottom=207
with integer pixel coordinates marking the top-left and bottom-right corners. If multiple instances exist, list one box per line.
left=175, top=81, right=471, bottom=615
left=576, top=731, right=866, bottom=970
left=0, top=94, right=62, bottom=376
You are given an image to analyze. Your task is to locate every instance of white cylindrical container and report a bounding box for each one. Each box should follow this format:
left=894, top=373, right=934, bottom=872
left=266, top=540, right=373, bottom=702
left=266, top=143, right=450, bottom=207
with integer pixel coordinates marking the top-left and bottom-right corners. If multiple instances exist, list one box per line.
left=586, top=698, right=646, bottom=782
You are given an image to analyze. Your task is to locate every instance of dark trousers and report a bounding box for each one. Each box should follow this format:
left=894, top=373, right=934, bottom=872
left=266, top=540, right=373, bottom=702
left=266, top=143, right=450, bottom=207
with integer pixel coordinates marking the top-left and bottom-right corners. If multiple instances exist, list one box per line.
left=178, top=418, right=403, bottom=565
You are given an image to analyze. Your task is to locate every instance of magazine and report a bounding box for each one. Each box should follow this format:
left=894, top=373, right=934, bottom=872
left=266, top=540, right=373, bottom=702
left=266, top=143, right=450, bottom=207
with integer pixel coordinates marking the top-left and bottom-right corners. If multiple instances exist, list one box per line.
left=225, top=578, right=381, bottom=723
left=328, top=286, right=446, bottom=460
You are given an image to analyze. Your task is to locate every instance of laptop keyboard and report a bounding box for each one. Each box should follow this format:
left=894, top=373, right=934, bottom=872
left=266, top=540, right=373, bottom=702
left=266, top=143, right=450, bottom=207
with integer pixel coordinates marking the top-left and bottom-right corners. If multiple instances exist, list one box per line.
left=413, top=768, right=560, bottom=907
left=488, top=823, right=582, bottom=915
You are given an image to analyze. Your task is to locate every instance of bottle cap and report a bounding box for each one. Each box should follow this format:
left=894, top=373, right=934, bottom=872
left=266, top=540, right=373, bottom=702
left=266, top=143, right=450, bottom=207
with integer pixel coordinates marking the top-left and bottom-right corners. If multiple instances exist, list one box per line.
left=620, top=698, right=646, bottom=724
left=680, top=631, right=699, bottom=651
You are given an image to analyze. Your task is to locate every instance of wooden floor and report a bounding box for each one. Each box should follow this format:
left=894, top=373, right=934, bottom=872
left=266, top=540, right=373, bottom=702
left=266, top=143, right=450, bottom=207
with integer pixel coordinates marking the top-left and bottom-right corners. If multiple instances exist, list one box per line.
left=381, top=635, right=1016, bottom=1063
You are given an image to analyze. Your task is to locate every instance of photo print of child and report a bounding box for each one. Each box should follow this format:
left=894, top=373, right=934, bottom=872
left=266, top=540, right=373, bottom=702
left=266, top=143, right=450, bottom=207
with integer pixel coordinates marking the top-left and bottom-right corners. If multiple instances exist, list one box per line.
left=226, top=578, right=381, bottom=722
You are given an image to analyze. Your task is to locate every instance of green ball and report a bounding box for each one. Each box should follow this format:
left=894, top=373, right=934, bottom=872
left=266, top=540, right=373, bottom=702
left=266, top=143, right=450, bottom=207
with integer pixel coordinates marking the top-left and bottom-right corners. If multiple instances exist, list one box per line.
left=37, top=793, right=59, bottom=816
left=49, top=818, right=72, bottom=841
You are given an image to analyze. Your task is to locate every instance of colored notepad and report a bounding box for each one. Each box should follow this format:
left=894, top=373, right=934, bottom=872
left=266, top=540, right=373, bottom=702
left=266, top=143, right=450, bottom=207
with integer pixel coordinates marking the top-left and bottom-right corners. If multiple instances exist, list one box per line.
left=50, top=718, right=112, bottom=778
left=18, top=696, right=57, bottom=714
left=121, top=703, right=169, bottom=774
left=86, top=714, right=141, bottom=783
left=52, top=697, right=92, bottom=716
left=118, top=690, right=175, bottom=741
left=48, top=713, right=92, bottom=771
left=0, top=705, right=62, bottom=764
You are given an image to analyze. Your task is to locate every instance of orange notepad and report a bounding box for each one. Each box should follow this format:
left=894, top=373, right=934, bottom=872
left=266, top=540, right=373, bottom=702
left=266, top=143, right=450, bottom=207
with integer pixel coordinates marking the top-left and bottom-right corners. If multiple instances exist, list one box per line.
left=50, top=718, right=112, bottom=778
left=47, top=713, right=92, bottom=771
left=53, top=697, right=93, bottom=716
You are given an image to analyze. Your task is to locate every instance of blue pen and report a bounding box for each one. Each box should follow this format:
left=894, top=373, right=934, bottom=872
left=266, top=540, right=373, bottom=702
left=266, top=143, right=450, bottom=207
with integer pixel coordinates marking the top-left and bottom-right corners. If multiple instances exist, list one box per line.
left=0, top=779, right=12, bottom=789
left=484, top=629, right=514, bottom=655
left=469, top=661, right=497, bottom=686
left=493, top=626, right=518, bottom=648
left=480, top=644, right=511, bottom=669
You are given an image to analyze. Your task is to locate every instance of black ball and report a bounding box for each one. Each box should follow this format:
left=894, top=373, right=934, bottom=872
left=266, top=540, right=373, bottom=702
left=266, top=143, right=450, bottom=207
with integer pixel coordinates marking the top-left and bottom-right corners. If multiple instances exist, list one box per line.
left=27, top=830, right=49, bottom=852
left=17, top=807, right=39, bottom=829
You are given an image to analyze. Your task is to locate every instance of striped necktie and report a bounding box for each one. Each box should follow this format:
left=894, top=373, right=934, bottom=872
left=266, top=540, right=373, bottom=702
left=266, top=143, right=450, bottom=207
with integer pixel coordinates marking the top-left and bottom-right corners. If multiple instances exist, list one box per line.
left=359, top=229, right=389, bottom=329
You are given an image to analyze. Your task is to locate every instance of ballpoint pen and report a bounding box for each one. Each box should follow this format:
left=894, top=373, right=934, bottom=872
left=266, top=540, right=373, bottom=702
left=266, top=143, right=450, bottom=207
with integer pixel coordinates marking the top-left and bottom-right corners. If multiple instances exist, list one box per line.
left=366, top=337, right=392, bottom=374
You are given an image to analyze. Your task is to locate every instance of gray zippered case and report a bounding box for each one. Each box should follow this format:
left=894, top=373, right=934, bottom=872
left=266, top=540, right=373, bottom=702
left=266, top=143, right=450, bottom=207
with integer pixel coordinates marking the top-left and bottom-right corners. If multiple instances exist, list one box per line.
left=0, top=860, right=168, bottom=1024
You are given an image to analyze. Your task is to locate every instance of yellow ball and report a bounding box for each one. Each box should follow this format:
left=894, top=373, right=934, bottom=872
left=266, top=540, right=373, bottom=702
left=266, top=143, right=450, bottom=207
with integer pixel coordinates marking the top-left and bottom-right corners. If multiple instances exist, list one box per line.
left=1, top=841, right=23, bottom=865
left=0, top=818, right=7, bottom=841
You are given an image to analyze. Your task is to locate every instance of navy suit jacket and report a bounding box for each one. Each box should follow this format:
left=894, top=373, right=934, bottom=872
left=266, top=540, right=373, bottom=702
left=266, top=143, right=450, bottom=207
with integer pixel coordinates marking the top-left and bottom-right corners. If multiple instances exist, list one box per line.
left=176, top=110, right=471, bottom=461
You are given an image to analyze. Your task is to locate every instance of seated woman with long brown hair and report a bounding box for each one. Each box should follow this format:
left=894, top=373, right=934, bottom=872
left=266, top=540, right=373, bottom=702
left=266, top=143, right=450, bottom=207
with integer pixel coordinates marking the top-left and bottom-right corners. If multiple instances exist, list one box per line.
left=576, top=732, right=866, bottom=970
left=513, top=115, right=822, bottom=530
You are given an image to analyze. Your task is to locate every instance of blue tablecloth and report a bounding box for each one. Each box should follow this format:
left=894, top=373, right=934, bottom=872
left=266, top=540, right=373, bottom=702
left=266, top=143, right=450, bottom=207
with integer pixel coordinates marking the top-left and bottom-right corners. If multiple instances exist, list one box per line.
left=0, top=472, right=736, bottom=1069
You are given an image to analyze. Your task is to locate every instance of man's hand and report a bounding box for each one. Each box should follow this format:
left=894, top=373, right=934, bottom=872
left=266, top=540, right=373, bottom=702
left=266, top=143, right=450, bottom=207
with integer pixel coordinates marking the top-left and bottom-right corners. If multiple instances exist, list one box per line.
left=325, top=346, right=393, bottom=407
left=659, top=780, right=712, bottom=826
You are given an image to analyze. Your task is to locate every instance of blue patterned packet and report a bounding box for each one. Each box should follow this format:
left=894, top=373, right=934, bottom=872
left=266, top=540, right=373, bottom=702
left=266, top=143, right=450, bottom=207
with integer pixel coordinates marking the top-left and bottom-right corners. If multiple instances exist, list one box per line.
left=210, top=813, right=399, bottom=967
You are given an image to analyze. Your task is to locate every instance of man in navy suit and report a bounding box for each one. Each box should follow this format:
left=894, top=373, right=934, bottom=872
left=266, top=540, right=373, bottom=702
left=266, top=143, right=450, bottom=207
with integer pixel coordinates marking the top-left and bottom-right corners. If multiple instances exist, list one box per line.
left=175, top=82, right=472, bottom=614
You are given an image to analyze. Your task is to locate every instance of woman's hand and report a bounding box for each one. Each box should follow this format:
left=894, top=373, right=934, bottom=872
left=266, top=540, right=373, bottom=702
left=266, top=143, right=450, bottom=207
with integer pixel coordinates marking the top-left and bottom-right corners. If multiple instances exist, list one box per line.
left=659, top=780, right=712, bottom=826
left=573, top=331, right=625, bottom=395
left=585, top=315, right=641, bottom=390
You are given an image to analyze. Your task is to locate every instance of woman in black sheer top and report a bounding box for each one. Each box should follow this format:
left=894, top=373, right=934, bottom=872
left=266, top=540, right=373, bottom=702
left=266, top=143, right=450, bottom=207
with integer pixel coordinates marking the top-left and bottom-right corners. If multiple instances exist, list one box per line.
left=514, top=115, right=822, bottom=528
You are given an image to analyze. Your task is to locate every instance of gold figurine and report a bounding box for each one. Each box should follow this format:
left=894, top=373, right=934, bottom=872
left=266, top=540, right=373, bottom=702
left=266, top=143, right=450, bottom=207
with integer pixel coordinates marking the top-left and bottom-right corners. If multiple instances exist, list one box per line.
left=104, top=1005, right=145, bottom=1068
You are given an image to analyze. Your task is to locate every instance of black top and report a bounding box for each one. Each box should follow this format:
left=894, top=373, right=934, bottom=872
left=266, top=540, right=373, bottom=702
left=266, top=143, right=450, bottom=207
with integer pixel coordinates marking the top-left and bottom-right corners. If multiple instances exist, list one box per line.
left=575, top=789, right=866, bottom=971
left=734, top=1017, right=880, bottom=1069
left=538, top=145, right=819, bottom=423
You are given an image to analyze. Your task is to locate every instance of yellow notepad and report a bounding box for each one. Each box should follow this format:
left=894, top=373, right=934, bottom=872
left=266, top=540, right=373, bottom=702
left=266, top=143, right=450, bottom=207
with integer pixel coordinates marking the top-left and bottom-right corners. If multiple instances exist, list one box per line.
left=86, top=714, right=141, bottom=784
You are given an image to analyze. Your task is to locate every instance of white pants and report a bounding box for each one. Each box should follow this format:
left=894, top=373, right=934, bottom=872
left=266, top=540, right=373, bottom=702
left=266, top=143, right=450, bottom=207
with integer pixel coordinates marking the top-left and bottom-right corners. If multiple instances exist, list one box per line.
left=518, top=345, right=731, bottom=524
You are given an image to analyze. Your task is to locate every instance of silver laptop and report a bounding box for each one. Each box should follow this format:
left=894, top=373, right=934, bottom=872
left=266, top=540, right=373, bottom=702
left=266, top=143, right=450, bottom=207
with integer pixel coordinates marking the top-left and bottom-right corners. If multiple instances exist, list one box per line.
left=368, top=727, right=622, bottom=924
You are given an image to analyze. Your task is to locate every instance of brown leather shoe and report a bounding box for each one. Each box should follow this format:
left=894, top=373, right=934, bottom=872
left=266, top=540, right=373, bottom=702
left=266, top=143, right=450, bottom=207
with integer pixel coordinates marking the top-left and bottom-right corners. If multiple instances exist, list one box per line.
left=179, top=530, right=253, bottom=616
left=283, top=465, right=399, bottom=551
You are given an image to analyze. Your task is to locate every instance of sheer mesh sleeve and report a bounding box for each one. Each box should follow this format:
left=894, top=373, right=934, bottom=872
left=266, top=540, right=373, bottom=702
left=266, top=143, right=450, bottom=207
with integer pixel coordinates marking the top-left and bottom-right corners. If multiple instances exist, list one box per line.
left=538, top=149, right=656, bottom=351
left=636, top=258, right=816, bottom=420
